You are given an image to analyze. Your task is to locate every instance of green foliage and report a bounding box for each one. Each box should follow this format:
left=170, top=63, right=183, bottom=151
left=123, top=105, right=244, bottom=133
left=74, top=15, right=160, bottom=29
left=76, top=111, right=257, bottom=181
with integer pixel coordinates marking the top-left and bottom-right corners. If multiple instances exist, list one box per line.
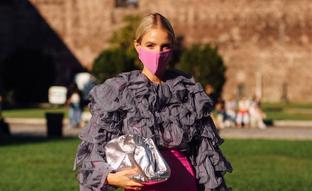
left=109, top=15, right=142, bottom=67
left=176, top=44, right=226, bottom=96
left=109, top=15, right=140, bottom=51
left=92, top=15, right=142, bottom=83
left=92, top=48, right=137, bottom=83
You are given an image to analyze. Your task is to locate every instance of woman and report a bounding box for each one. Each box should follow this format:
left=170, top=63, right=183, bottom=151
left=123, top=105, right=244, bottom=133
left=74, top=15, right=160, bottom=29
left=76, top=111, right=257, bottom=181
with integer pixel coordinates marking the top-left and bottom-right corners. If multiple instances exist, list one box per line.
left=74, top=13, right=232, bottom=191
left=67, top=83, right=83, bottom=128
left=236, top=97, right=250, bottom=128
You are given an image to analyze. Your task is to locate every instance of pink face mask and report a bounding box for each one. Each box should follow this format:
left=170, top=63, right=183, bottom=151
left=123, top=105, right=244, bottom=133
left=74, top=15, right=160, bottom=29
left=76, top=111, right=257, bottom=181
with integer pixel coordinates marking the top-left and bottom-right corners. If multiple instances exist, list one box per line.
left=137, top=47, right=173, bottom=75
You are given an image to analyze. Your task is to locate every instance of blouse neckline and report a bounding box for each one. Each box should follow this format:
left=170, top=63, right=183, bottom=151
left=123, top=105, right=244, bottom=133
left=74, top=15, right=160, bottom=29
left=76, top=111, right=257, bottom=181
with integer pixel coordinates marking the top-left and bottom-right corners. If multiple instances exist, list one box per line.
left=137, top=70, right=172, bottom=87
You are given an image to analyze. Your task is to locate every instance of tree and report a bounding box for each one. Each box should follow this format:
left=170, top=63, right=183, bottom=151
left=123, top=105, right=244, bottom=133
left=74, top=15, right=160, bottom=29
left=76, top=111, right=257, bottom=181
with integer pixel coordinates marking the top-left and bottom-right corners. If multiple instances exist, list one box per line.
left=176, top=44, right=226, bottom=96
left=92, top=15, right=141, bottom=83
left=92, top=48, right=136, bottom=83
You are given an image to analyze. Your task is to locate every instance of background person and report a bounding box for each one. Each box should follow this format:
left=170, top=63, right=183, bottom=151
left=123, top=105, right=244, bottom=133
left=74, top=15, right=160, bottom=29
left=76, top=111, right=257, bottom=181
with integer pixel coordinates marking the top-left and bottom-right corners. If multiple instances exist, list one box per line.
left=205, top=84, right=218, bottom=108
left=67, top=83, right=83, bottom=128
left=224, top=95, right=237, bottom=128
left=249, top=95, right=266, bottom=129
left=236, top=96, right=251, bottom=128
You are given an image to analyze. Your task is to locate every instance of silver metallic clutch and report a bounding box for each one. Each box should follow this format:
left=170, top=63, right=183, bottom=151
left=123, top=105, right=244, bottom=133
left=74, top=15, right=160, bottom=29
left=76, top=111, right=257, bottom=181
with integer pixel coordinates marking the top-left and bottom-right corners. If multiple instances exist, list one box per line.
left=105, top=134, right=171, bottom=183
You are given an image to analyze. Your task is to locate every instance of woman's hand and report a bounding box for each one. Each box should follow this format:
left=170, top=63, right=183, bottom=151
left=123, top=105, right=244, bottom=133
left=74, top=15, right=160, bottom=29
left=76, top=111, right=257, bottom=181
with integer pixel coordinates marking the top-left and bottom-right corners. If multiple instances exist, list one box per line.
left=106, top=167, right=144, bottom=190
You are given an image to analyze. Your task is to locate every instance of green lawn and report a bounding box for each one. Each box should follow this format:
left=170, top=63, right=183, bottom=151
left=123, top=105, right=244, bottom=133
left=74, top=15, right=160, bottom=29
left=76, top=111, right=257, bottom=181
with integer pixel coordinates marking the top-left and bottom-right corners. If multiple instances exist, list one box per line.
left=0, top=138, right=311, bottom=191
left=3, top=102, right=312, bottom=121
left=0, top=138, right=79, bottom=191
left=1, top=107, right=89, bottom=119
left=223, top=139, right=312, bottom=190
left=262, top=102, right=312, bottom=121
left=2, top=107, right=69, bottom=119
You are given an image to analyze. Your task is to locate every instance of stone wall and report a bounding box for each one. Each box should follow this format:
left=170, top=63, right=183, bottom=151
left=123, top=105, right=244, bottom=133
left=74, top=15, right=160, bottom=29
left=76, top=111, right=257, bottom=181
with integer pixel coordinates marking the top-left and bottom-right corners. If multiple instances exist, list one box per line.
left=28, top=0, right=312, bottom=101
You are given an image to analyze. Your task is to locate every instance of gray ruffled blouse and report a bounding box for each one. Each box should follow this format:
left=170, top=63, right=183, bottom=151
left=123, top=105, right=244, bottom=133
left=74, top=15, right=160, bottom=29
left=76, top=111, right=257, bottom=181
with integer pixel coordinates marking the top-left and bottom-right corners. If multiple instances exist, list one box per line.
left=74, top=69, right=232, bottom=191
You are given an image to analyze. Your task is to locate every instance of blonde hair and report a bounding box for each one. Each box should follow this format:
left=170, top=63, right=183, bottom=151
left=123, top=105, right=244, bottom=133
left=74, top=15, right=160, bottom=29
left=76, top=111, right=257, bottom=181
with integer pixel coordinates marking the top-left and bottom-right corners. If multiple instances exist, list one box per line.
left=135, top=13, right=175, bottom=44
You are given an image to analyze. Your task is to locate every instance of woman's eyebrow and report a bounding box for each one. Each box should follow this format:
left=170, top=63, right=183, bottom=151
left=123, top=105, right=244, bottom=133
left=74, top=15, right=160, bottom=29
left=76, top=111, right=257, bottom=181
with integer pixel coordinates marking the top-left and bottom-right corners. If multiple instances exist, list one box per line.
left=145, top=41, right=156, bottom=45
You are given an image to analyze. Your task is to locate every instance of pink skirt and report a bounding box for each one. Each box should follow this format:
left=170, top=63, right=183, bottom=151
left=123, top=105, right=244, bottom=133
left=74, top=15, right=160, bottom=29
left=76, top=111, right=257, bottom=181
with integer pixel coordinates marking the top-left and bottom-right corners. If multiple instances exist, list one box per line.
left=127, top=149, right=197, bottom=191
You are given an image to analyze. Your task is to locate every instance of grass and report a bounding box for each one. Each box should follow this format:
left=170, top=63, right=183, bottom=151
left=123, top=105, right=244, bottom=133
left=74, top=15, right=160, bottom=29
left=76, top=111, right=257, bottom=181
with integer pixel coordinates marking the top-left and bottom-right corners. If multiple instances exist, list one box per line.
left=1, top=107, right=89, bottom=119
left=0, top=138, right=80, bottom=191
left=3, top=102, right=312, bottom=121
left=223, top=139, right=312, bottom=190
left=262, top=102, right=312, bottom=109
left=2, top=107, right=69, bottom=119
left=0, top=138, right=311, bottom=191
left=262, top=102, right=312, bottom=121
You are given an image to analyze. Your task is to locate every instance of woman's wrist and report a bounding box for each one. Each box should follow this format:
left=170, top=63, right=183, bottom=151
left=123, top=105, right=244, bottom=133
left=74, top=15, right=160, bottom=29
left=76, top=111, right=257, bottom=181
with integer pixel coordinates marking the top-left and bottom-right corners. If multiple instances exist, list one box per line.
left=106, top=172, right=116, bottom=186
left=106, top=172, right=112, bottom=185
left=104, top=173, right=118, bottom=191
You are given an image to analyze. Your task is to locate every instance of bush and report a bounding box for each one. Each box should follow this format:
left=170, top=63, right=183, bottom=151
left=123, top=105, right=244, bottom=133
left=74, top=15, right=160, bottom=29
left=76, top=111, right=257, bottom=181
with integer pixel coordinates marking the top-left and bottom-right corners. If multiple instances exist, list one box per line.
left=92, top=16, right=141, bottom=83
left=92, top=48, right=137, bottom=83
left=176, top=44, right=226, bottom=96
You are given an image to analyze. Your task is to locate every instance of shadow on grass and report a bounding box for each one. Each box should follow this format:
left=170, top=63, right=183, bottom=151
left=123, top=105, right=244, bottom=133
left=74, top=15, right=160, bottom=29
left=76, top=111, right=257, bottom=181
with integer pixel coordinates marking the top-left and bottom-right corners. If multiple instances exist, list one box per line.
left=0, top=134, right=78, bottom=147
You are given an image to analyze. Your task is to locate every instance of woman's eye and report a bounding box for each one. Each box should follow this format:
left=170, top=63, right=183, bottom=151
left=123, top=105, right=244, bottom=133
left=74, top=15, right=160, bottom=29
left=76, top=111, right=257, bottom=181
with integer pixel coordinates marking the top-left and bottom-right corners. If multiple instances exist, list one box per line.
left=147, top=44, right=154, bottom=48
left=162, top=45, right=172, bottom=50
left=162, top=47, right=171, bottom=51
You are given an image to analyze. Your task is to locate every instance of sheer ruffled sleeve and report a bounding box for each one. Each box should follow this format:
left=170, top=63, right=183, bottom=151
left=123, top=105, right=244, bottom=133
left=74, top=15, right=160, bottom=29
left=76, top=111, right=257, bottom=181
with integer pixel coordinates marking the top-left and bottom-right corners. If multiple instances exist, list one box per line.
left=194, top=117, right=232, bottom=191
left=189, top=82, right=233, bottom=191
left=73, top=77, right=126, bottom=191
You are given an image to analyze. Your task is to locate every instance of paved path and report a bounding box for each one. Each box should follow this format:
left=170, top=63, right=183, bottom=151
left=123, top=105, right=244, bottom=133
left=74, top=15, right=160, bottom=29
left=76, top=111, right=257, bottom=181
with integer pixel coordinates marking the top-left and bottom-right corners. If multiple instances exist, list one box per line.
left=7, top=122, right=312, bottom=140
left=9, top=123, right=80, bottom=137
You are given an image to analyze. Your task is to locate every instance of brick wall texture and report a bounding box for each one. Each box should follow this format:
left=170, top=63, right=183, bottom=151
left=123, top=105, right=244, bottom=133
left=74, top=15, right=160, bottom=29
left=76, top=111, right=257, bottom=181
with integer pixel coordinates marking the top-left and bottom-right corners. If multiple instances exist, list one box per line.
left=29, top=0, right=312, bottom=102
